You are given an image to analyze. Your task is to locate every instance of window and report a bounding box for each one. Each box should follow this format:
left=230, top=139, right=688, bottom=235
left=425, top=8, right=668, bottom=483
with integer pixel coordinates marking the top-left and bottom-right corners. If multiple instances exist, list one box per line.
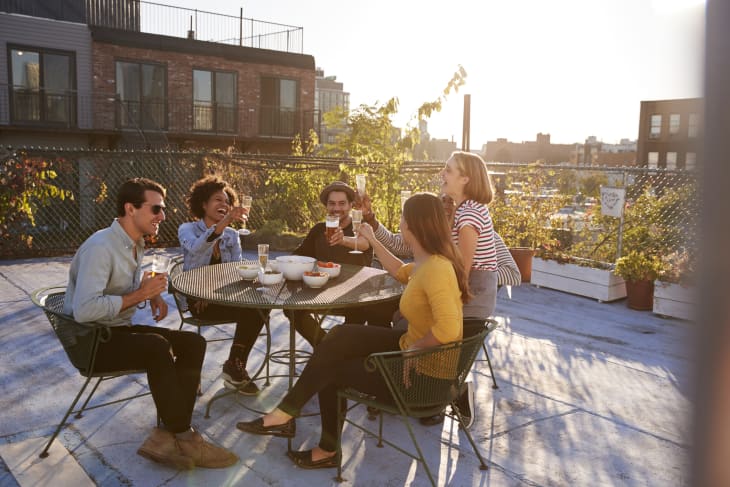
left=688, top=113, right=699, bottom=138
left=649, top=114, right=661, bottom=139
left=669, top=114, right=680, bottom=135
left=9, top=46, right=75, bottom=124
left=115, top=61, right=166, bottom=130
left=260, top=77, right=298, bottom=136
left=648, top=152, right=659, bottom=169
left=666, top=152, right=677, bottom=170
left=193, top=69, right=236, bottom=132
left=685, top=152, right=696, bottom=170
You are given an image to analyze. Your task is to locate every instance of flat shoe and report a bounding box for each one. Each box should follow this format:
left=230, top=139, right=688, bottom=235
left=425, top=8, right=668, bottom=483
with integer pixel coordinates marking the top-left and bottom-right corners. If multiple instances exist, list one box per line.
left=286, top=449, right=337, bottom=469
left=236, top=417, right=296, bottom=438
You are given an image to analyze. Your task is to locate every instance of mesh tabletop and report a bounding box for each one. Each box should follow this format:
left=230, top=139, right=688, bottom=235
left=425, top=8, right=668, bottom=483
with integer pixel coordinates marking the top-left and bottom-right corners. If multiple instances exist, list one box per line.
left=171, top=261, right=404, bottom=311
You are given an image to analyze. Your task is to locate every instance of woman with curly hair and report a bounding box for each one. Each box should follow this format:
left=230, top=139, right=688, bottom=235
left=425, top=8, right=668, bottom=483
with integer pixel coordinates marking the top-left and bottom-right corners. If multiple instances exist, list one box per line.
left=178, top=176, right=265, bottom=395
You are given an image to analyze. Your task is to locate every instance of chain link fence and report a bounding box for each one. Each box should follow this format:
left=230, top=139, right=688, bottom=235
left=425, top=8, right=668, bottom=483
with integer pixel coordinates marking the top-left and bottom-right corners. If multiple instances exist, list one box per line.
left=1, top=148, right=699, bottom=281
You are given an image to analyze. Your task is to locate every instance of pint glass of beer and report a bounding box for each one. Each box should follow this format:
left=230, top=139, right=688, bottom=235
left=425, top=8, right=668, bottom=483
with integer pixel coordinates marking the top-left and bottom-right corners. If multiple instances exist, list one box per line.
left=325, top=214, right=339, bottom=240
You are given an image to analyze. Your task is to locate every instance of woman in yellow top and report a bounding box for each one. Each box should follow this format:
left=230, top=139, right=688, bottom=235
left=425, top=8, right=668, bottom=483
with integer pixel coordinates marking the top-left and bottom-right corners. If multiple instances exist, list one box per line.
left=236, top=193, right=469, bottom=469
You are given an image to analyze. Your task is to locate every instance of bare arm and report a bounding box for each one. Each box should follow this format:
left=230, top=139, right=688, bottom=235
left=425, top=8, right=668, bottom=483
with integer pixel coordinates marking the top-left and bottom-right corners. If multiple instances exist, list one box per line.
left=358, top=223, right=403, bottom=277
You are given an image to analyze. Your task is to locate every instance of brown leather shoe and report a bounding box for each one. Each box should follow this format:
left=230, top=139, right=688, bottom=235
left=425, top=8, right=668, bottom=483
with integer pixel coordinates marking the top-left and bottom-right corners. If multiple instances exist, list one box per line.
left=177, top=431, right=238, bottom=469
left=137, top=428, right=194, bottom=470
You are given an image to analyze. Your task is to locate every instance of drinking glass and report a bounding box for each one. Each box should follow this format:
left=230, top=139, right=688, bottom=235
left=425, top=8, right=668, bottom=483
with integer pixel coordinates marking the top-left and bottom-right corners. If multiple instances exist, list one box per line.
left=325, top=214, right=339, bottom=241
left=349, top=209, right=363, bottom=254
left=355, top=174, right=367, bottom=196
left=150, top=254, right=171, bottom=277
left=258, top=244, right=269, bottom=272
left=400, top=190, right=412, bottom=210
left=238, top=195, right=253, bottom=236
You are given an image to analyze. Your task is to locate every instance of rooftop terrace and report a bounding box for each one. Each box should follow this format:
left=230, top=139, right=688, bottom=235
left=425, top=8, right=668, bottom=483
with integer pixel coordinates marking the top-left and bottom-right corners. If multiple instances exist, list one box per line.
left=0, top=251, right=692, bottom=486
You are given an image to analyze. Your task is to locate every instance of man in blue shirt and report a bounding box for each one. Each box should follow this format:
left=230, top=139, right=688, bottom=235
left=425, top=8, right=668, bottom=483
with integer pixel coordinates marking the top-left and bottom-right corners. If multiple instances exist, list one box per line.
left=64, top=177, right=237, bottom=470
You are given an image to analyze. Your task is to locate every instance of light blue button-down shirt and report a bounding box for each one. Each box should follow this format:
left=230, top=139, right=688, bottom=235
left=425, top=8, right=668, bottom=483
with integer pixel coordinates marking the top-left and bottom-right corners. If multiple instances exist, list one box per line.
left=178, top=219, right=242, bottom=271
left=63, top=219, right=145, bottom=326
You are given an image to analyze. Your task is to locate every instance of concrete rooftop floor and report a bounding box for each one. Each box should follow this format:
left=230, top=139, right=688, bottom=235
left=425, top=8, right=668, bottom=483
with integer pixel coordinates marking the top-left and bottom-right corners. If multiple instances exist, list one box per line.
left=0, top=251, right=693, bottom=486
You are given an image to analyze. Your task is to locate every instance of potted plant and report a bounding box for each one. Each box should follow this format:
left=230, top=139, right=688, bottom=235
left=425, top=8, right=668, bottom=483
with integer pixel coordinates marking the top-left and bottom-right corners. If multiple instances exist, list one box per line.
left=490, top=164, right=568, bottom=282
left=614, top=250, right=665, bottom=310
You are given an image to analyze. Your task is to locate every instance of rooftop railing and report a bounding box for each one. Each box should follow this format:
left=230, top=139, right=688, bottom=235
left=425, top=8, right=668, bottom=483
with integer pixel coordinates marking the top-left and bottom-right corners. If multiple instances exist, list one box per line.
left=88, top=0, right=304, bottom=53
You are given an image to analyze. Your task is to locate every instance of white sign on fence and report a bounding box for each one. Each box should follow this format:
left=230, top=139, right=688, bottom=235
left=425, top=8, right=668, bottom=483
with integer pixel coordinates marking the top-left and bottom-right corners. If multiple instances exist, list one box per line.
left=600, top=186, right=626, bottom=218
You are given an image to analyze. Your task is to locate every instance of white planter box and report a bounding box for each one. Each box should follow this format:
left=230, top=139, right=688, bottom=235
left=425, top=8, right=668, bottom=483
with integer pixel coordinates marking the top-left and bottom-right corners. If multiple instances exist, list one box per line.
left=653, top=281, right=695, bottom=321
left=531, top=257, right=626, bottom=302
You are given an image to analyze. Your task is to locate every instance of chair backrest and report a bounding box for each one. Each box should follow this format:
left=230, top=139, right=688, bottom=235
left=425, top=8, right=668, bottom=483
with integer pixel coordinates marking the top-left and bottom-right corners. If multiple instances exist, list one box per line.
left=168, top=259, right=191, bottom=315
left=369, top=320, right=497, bottom=417
left=31, top=287, right=98, bottom=373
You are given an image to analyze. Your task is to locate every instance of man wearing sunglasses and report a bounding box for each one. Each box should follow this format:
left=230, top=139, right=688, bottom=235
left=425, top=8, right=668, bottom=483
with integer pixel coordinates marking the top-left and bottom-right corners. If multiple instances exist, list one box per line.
left=63, top=178, right=238, bottom=470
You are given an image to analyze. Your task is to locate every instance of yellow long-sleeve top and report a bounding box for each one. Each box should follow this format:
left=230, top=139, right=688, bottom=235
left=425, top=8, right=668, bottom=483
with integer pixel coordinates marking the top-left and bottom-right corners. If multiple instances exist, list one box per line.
left=396, top=255, right=463, bottom=378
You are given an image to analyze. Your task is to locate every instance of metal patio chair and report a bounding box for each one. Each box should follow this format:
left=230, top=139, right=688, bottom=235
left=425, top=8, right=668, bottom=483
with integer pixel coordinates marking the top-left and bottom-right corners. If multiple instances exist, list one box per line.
left=31, top=287, right=152, bottom=459
left=464, top=318, right=501, bottom=389
left=336, top=319, right=498, bottom=486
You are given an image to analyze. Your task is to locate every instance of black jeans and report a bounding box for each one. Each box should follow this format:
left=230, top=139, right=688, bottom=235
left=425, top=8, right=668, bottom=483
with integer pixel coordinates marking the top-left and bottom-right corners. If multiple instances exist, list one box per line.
left=190, top=302, right=266, bottom=365
left=89, top=325, right=206, bottom=434
left=278, top=324, right=405, bottom=452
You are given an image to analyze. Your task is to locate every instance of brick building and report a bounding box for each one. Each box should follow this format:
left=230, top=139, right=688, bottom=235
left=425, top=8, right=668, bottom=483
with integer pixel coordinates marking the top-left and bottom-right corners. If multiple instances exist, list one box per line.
left=482, top=133, right=574, bottom=163
left=636, top=98, right=702, bottom=170
left=0, top=0, right=317, bottom=152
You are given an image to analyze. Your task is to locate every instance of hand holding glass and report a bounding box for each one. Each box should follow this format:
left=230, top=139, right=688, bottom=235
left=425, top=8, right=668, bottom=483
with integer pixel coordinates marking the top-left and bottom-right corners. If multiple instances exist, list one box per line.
left=238, top=196, right=253, bottom=236
left=349, top=209, right=363, bottom=254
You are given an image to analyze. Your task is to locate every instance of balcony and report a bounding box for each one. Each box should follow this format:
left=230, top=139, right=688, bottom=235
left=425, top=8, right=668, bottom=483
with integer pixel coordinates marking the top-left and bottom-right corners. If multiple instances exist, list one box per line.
left=0, top=85, right=320, bottom=141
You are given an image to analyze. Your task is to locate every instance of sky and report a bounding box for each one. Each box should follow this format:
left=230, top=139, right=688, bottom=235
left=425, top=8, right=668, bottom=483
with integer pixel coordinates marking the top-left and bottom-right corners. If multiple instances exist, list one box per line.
left=169, top=0, right=705, bottom=147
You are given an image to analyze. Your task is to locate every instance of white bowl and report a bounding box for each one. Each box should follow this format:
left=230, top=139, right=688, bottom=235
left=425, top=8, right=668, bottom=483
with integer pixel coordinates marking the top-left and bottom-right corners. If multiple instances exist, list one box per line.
left=275, top=255, right=316, bottom=280
left=257, top=270, right=283, bottom=285
left=317, top=261, right=341, bottom=278
left=303, top=271, right=329, bottom=288
left=268, top=260, right=279, bottom=272
left=237, top=264, right=259, bottom=280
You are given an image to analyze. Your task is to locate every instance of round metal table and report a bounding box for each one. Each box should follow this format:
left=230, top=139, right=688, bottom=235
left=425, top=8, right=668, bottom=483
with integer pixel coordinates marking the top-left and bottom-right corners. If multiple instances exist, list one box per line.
left=171, top=260, right=404, bottom=419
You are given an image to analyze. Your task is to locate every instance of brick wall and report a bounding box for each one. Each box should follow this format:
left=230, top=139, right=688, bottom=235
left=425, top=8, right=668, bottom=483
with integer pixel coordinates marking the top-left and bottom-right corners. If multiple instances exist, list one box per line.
left=91, top=40, right=315, bottom=150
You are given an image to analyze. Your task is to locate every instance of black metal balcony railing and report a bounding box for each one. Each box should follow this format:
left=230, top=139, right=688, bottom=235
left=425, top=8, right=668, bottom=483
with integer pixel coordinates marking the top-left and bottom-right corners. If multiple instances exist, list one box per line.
left=90, top=0, right=304, bottom=54
left=0, top=85, right=321, bottom=139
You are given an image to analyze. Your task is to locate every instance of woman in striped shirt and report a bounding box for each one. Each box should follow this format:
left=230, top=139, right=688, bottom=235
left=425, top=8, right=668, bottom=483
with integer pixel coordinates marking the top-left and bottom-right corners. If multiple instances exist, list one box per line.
left=440, top=151, right=499, bottom=320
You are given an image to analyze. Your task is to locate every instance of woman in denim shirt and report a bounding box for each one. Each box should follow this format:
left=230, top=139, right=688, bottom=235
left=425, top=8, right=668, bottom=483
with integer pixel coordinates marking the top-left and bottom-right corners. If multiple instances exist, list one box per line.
left=178, top=176, right=265, bottom=395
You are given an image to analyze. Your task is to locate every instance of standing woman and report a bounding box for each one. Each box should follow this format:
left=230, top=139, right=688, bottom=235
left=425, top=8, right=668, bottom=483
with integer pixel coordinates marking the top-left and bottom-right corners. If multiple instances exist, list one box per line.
left=440, top=151, right=499, bottom=321
left=178, top=176, right=265, bottom=395
left=236, top=193, right=469, bottom=469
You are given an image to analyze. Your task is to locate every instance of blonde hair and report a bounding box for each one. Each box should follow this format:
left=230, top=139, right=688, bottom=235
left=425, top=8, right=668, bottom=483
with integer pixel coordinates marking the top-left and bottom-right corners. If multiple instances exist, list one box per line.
left=450, top=151, right=493, bottom=205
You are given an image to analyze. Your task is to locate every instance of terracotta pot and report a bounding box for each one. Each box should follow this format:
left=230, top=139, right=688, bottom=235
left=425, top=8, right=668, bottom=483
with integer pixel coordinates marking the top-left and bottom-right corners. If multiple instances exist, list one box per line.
left=625, top=279, right=654, bottom=310
left=508, top=247, right=535, bottom=283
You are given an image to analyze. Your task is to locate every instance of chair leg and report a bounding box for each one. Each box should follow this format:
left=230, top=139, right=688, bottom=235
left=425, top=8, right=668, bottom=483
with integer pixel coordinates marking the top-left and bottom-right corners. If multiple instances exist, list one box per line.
left=456, top=407, right=489, bottom=471
left=377, top=410, right=384, bottom=447
left=336, top=394, right=346, bottom=483
left=75, top=377, right=104, bottom=418
left=402, top=417, right=437, bottom=487
left=482, top=343, right=499, bottom=389
left=40, top=375, right=94, bottom=458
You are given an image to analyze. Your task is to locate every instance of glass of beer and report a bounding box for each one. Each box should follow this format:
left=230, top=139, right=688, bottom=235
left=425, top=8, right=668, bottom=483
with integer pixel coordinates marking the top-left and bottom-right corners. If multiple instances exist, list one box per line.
left=150, top=253, right=171, bottom=277
left=349, top=209, right=363, bottom=254
left=355, top=174, right=367, bottom=195
left=239, top=195, right=253, bottom=236
left=325, top=214, right=339, bottom=241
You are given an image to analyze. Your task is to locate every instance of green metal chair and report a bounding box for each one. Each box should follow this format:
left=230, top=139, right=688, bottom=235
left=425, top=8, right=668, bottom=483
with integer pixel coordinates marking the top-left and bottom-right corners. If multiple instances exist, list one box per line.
left=169, top=259, right=239, bottom=342
left=31, top=287, right=153, bottom=459
left=336, top=319, right=498, bottom=486
left=464, top=318, right=501, bottom=389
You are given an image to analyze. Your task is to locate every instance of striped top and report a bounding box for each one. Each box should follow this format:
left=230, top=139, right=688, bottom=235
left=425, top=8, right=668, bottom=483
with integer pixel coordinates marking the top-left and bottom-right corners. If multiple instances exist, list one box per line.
left=452, top=199, right=498, bottom=271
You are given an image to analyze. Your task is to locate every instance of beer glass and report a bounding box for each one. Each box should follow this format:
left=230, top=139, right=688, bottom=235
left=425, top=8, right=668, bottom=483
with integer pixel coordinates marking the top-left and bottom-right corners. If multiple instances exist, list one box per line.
left=349, top=209, right=363, bottom=254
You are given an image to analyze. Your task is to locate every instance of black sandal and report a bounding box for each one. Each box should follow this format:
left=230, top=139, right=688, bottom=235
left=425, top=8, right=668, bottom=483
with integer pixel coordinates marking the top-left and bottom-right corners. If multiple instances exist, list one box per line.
left=286, top=449, right=337, bottom=469
left=236, top=417, right=296, bottom=438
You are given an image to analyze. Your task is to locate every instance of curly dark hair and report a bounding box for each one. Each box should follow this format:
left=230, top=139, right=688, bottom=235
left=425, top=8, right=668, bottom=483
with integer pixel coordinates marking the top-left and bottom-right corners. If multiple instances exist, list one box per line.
left=186, top=176, right=238, bottom=219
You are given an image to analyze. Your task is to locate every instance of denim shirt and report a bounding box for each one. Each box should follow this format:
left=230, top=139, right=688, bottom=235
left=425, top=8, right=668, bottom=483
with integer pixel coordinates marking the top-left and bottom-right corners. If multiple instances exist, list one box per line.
left=63, top=219, right=145, bottom=327
left=178, top=219, right=242, bottom=271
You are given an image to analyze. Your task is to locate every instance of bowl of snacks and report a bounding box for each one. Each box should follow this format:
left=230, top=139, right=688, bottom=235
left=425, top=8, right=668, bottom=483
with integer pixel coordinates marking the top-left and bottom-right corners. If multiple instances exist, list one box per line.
left=275, top=255, right=316, bottom=280
left=317, top=261, right=341, bottom=278
left=302, top=271, right=329, bottom=288
left=257, top=270, right=283, bottom=286
left=237, top=264, right=260, bottom=280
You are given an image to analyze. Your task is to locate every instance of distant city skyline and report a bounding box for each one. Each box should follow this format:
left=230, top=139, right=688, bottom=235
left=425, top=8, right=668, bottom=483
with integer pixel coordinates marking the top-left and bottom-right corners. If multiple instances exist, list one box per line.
left=171, top=0, right=705, bottom=146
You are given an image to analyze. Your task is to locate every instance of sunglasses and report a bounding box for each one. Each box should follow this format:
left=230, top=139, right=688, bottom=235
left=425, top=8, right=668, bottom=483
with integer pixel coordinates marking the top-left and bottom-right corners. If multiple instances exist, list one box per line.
left=141, top=203, right=166, bottom=215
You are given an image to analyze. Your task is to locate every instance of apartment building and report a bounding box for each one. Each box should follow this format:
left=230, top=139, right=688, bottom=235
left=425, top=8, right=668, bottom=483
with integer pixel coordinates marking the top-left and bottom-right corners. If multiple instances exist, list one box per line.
left=636, top=98, right=702, bottom=170
left=0, top=0, right=317, bottom=153
left=315, top=67, right=349, bottom=145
